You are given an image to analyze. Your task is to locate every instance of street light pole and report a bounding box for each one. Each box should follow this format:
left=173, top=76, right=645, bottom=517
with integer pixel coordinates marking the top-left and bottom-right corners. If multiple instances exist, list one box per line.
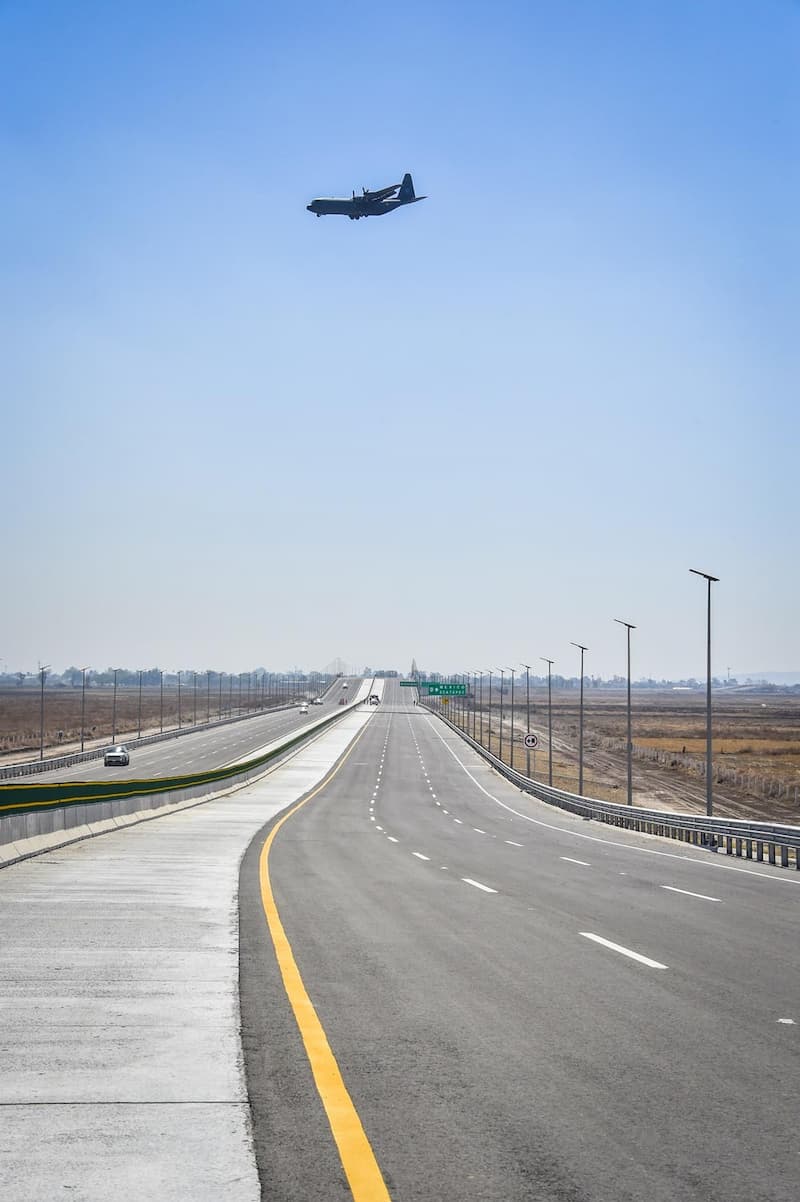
left=137, top=669, right=143, bottom=741
left=111, top=668, right=121, bottom=742
left=159, top=670, right=164, bottom=732
left=690, top=569, right=719, bottom=819
left=478, top=672, right=484, bottom=746
left=177, top=670, right=182, bottom=729
left=521, top=663, right=531, bottom=777
left=541, top=658, right=554, bottom=786
left=80, top=666, right=90, bottom=753
left=570, top=643, right=588, bottom=795
left=207, top=670, right=212, bottom=723
left=39, top=665, right=50, bottom=760
left=486, top=671, right=493, bottom=754
left=614, top=620, right=636, bottom=806
left=498, top=668, right=505, bottom=763
left=505, top=668, right=516, bottom=770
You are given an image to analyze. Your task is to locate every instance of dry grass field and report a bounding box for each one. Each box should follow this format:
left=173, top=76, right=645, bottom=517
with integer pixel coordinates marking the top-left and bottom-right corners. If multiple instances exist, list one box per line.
left=446, top=688, right=800, bottom=825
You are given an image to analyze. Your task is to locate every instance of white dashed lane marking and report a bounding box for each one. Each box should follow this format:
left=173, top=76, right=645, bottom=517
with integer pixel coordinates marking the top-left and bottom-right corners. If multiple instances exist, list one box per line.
left=661, top=885, right=720, bottom=902
left=561, top=856, right=591, bottom=867
left=580, top=932, right=668, bottom=970
left=462, top=878, right=498, bottom=894
left=412, top=852, right=430, bottom=861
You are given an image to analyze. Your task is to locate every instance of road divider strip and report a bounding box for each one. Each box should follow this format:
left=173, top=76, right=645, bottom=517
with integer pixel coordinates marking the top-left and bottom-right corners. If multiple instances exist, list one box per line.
left=0, top=697, right=365, bottom=822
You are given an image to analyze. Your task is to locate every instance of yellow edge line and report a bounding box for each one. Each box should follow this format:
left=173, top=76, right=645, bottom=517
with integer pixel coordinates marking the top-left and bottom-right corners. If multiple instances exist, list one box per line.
left=257, top=720, right=391, bottom=1201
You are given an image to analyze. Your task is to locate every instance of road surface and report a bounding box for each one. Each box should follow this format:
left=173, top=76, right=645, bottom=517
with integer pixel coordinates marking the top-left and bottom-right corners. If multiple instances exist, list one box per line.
left=240, top=678, right=798, bottom=1200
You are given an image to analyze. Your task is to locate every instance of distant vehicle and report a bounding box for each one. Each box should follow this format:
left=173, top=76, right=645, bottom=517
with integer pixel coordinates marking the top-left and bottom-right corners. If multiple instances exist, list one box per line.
left=369, top=694, right=380, bottom=705
left=342, top=682, right=348, bottom=689
left=104, top=745, right=129, bottom=767
left=339, top=697, right=347, bottom=705
left=312, top=698, right=323, bottom=705
left=299, top=704, right=309, bottom=714
left=307, top=173, right=426, bottom=220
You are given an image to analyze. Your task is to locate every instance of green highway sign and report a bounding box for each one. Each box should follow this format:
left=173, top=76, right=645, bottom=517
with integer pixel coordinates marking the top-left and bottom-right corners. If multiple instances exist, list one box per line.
left=399, top=681, right=468, bottom=695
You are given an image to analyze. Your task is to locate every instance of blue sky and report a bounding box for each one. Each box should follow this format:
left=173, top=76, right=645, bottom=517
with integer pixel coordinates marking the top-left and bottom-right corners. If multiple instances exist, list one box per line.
left=2, top=0, right=798, bottom=679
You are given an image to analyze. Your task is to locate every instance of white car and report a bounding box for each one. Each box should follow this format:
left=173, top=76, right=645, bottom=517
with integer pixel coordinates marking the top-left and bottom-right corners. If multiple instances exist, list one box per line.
left=312, top=698, right=323, bottom=705
left=104, top=745, right=130, bottom=767
left=298, top=704, right=309, bottom=714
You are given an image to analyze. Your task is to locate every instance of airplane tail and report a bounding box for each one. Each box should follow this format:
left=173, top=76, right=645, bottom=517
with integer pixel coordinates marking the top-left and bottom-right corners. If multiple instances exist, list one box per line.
left=398, top=173, right=416, bottom=203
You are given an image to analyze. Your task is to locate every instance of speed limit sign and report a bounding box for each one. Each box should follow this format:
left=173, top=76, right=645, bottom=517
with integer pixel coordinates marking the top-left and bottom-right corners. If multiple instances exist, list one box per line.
left=524, top=733, right=538, bottom=750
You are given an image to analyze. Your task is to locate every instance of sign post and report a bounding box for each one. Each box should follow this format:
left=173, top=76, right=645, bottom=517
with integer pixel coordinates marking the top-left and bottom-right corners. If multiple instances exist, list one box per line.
left=524, top=733, right=538, bottom=780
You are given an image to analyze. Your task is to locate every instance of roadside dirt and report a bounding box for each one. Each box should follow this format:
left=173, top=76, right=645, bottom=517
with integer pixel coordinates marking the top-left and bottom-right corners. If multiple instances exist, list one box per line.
left=448, top=688, right=800, bottom=825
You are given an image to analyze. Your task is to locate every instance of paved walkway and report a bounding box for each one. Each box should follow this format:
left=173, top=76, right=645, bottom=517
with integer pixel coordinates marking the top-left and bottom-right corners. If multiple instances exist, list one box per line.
left=0, top=709, right=373, bottom=1201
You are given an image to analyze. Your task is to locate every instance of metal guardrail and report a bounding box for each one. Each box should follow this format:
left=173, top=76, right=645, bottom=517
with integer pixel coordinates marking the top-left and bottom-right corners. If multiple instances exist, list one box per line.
left=425, top=706, right=800, bottom=871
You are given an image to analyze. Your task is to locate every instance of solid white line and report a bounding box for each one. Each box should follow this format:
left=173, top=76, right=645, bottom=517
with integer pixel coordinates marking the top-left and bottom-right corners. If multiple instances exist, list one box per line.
left=505, top=840, right=523, bottom=847
left=661, top=885, right=720, bottom=902
left=580, top=932, right=667, bottom=969
left=412, top=852, right=430, bottom=861
left=561, top=856, right=591, bottom=867
left=462, top=878, right=498, bottom=894
left=423, top=719, right=800, bottom=887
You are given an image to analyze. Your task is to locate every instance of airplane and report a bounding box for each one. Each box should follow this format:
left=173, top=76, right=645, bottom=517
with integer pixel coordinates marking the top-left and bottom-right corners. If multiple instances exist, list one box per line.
left=307, top=172, right=426, bottom=220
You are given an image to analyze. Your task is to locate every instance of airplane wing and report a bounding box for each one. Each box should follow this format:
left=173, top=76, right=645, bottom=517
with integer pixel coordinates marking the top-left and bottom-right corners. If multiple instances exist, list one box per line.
left=362, top=182, right=401, bottom=201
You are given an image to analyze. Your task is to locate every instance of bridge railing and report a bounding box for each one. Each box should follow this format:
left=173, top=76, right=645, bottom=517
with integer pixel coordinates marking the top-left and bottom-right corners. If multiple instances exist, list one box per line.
left=424, top=706, right=800, bottom=871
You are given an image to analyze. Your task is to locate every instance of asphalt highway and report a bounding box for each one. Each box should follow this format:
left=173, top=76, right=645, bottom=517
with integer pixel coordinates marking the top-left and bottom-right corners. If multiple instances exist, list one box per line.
left=240, top=679, right=799, bottom=1201
left=25, top=678, right=360, bottom=783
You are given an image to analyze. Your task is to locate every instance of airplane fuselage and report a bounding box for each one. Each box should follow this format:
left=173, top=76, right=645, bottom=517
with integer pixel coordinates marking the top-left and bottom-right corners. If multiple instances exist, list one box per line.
left=306, top=197, right=420, bottom=219
left=306, top=173, right=425, bottom=219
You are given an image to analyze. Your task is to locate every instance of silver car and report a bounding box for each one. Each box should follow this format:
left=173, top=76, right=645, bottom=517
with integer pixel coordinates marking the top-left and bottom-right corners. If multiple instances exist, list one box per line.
left=104, top=745, right=130, bottom=767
